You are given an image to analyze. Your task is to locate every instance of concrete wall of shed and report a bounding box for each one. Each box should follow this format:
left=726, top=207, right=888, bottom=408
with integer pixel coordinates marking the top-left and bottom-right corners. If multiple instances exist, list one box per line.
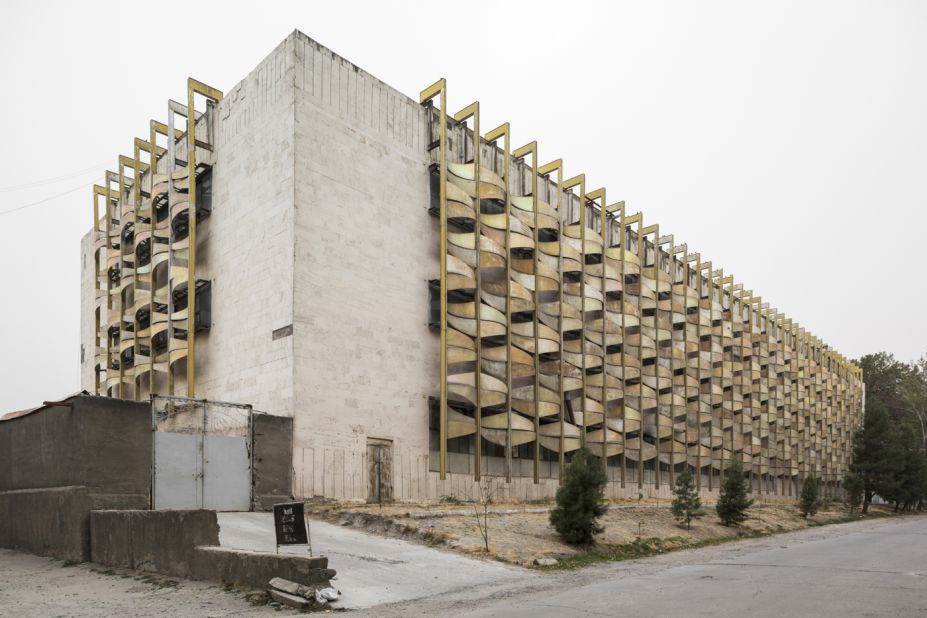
left=0, top=397, right=151, bottom=560
left=0, top=396, right=294, bottom=558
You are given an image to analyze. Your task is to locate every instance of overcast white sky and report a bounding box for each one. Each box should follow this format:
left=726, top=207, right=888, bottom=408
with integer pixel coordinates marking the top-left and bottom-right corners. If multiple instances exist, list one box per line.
left=1, top=1, right=924, bottom=412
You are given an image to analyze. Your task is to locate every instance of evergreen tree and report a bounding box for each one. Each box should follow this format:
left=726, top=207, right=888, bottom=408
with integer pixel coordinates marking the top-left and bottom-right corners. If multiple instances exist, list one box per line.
left=857, top=353, right=908, bottom=413
left=716, top=459, right=753, bottom=526
left=549, top=445, right=608, bottom=545
left=850, top=399, right=897, bottom=513
left=881, top=425, right=927, bottom=511
left=852, top=352, right=927, bottom=512
left=799, top=475, right=820, bottom=518
left=843, top=473, right=864, bottom=513
left=671, top=467, right=705, bottom=530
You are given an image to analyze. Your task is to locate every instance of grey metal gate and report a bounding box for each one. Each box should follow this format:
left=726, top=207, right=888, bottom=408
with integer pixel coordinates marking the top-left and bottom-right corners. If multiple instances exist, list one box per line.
left=151, top=395, right=253, bottom=511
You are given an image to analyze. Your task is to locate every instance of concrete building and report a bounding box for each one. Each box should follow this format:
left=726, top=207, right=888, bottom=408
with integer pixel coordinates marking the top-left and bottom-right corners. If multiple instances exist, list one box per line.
left=81, top=30, right=864, bottom=503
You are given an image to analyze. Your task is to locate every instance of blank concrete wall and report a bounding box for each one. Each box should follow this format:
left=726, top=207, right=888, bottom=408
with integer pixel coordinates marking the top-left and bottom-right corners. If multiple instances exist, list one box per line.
left=290, top=32, right=437, bottom=501
left=90, top=509, right=219, bottom=578
left=188, top=35, right=297, bottom=413
left=90, top=510, right=332, bottom=588
left=0, top=396, right=151, bottom=561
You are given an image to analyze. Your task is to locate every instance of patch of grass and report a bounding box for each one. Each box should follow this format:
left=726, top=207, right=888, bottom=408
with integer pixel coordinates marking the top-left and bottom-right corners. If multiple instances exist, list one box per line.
left=808, top=511, right=889, bottom=527
left=537, top=510, right=896, bottom=571
left=61, top=559, right=79, bottom=567
left=539, top=537, right=680, bottom=570
left=439, top=495, right=467, bottom=505
left=421, top=528, right=450, bottom=546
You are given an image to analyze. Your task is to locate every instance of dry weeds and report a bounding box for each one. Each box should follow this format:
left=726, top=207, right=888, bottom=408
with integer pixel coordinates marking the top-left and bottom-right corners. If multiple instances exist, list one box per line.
left=307, top=499, right=893, bottom=567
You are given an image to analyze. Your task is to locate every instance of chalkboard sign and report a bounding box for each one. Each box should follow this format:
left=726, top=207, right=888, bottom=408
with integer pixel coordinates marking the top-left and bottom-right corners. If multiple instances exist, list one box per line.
left=273, top=502, right=308, bottom=546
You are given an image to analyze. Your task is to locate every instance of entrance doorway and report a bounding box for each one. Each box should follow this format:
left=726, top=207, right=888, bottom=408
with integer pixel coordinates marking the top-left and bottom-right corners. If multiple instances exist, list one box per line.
left=367, top=438, right=393, bottom=504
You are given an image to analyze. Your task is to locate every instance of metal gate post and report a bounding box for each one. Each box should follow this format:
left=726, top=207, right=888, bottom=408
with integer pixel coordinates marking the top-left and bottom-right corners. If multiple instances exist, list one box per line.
left=150, top=394, right=156, bottom=509
left=201, top=399, right=208, bottom=509
left=248, top=405, right=254, bottom=512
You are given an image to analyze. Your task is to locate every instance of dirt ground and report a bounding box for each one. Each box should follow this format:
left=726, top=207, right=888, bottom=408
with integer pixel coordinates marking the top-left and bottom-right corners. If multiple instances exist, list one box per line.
left=308, top=498, right=886, bottom=566
left=0, top=550, right=278, bottom=617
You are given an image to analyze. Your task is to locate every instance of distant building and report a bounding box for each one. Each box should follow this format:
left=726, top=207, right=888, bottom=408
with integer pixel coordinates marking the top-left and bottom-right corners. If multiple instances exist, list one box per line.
left=81, top=30, right=864, bottom=502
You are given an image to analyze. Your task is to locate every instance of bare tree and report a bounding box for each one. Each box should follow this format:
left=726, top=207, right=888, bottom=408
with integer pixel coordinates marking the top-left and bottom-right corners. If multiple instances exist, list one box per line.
left=472, top=477, right=498, bottom=553
left=901, top=355, right=927, bottom=452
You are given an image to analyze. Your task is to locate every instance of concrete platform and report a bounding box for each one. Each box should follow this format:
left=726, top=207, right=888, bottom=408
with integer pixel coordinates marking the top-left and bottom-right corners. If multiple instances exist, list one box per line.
left=217, top=512, right=530, bottom=609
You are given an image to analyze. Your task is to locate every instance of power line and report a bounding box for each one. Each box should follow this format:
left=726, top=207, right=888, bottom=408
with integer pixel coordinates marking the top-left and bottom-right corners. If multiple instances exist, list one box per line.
left=0, top=162, right=107, bottom=193
left=0, top=182, right=93, bottom=216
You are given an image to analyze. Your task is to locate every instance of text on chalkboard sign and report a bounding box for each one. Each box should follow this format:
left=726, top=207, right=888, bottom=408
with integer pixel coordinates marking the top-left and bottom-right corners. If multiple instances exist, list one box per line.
left=273, top=501, right=309, bottom=545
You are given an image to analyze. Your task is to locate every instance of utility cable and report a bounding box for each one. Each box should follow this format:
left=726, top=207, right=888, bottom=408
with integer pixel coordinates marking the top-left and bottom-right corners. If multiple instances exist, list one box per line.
left=0, top=182, right=94, bottom=216
left=0, top=162, right=107, bottom=193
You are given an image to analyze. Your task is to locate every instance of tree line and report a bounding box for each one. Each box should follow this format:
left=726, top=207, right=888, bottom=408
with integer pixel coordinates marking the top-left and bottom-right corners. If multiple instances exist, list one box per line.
left=849, top=352, right=927, bottom=513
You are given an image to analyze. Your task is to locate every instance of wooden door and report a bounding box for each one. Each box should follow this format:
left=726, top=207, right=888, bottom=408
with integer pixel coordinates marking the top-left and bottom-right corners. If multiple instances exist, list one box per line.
left=367, top=438, right=393, bottom=503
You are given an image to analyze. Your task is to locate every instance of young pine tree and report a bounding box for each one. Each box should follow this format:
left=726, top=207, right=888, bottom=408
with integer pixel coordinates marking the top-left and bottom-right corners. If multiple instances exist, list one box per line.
left=843, top=473, right=864, bottom=514
left=671, top=467, right=705, bottom=530
left=799, top=475, right=820, bottom=518
left=716, top=459, right=753, bottom=526
left=549, top=445, right=608, bottom=545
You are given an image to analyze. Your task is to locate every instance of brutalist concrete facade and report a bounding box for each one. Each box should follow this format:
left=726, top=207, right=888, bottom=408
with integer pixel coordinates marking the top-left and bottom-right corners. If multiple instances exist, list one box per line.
left=80, top=30, right=863, bottom=503
left=82, top=31, right=439, bottom=502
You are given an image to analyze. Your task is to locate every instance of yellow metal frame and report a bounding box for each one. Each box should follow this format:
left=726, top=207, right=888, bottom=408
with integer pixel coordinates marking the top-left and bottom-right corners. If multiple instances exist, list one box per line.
left=186, top=79, right=223, bottom=397
left=90, top=79, right=220, bottom=405
left=453, top=101, right=482, bottom=480
left=513, top=140, right=542, bottom=484
left=419, top=79, right=448, bottom=479
left=624, top=211, right=643, bottom=487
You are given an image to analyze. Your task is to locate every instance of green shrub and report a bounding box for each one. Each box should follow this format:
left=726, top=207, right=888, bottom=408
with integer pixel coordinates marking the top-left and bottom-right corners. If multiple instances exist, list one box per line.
left=716, top=459, right=753, bottom=526
left=800, top=475, right=820, bottom=518
left=843, top=473, right=864, bottom=513
left=550, top=445, right=608, bottom=544
left=671, top=467, right=705, bottom=530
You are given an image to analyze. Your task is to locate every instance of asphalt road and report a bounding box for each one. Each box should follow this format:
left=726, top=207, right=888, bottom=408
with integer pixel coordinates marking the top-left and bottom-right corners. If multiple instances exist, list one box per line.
left=393, top=515, right=927, bottom=618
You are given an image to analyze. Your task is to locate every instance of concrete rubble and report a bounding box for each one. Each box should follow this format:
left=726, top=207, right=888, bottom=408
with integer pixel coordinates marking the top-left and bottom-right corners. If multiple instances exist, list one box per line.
left=268, top=576, right=340, bottom=609
left=268, top=589, right=311, bottom=609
